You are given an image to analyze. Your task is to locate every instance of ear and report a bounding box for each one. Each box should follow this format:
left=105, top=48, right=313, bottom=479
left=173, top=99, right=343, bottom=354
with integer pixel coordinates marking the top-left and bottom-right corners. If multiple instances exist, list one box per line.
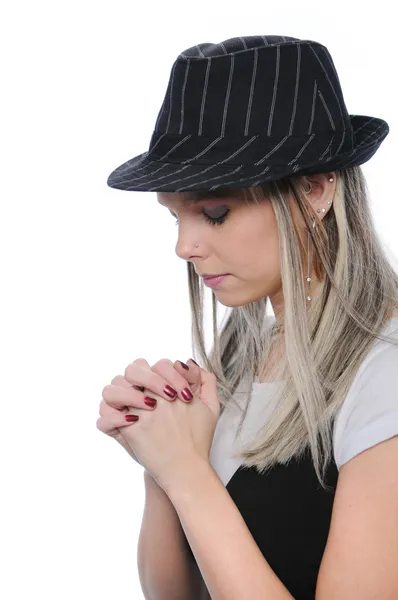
left=301, top=171, right=336, bottom=220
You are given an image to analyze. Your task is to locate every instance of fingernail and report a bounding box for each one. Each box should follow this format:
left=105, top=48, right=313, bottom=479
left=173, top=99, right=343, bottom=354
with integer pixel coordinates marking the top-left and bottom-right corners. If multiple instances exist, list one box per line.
left=144, top=397, right=157, bottom=408
left=181, top=387, right=193, bottom=401
left=125, top=415, right=139, bottom=422
left=163, top=385, right=178, bottom=398
left=179, top=361, right=189, bottom=370
left=189, top=358, right=199, bottom=367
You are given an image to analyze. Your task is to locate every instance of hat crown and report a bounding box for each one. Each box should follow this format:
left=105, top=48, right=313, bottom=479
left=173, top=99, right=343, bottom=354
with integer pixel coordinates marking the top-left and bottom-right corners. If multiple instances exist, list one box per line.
left=153, top=35, right=352, bottom=143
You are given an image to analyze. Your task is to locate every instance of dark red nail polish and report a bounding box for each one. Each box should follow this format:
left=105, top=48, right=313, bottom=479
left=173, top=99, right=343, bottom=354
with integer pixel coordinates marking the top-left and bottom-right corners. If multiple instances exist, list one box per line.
left=125, top=415, right=139, bottom=422
left=163, top=385, right=178, bottom=398
left=144, top=397, right=157, bottom=407
left=182, top=387, right=193, bottom=401
left=189, top=358, right=199, bottom=367
left=179, top=361, right=189, bottom=370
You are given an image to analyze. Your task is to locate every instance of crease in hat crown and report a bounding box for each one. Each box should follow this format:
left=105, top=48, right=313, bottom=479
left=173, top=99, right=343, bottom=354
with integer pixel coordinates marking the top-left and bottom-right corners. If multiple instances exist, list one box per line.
left=106, top=34, right=389, bottom=193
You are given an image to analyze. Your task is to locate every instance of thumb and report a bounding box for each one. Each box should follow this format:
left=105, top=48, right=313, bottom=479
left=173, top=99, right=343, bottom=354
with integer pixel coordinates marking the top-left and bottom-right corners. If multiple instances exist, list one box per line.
left=184, top=359, right=220, bottom=417
left=201, top=368, right=220, bottom=412
left=173, top=359, right=220, bottom=414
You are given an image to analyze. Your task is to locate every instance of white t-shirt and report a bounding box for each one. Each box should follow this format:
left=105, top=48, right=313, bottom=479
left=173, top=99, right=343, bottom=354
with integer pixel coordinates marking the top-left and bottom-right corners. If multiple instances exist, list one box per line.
left=209, top=317, right=398, bottom=486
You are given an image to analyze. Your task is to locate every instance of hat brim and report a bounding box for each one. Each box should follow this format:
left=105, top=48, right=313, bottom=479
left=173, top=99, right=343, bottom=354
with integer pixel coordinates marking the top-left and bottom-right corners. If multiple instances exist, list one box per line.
left=106, top=115, right=389, bottom=193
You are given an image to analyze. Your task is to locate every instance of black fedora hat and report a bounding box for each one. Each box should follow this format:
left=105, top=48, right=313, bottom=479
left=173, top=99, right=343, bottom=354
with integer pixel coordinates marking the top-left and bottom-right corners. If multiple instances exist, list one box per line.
left=106, top=35, right=389, bottom=193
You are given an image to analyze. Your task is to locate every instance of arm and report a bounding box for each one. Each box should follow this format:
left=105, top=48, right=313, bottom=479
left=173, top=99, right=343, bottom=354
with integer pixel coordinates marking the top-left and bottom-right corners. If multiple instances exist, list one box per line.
left=163, top=458, right=295, bottom=600
left=163, top=439, right=398, bottom=600
left=138, top=470, right=208, bottom=600
left=315, top=435, right=398, bottom=599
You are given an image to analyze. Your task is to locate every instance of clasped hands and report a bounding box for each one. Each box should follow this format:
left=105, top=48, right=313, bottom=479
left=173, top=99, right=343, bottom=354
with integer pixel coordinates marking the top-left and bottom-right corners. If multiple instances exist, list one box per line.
left=96, top=357, right=221, bottom=492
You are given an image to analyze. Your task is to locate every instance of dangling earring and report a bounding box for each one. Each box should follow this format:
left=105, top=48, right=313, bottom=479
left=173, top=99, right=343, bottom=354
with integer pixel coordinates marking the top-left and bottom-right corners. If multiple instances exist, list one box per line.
left=306, top=217, right=317, bottom=302
left=306, top=176, right=334, bottom=302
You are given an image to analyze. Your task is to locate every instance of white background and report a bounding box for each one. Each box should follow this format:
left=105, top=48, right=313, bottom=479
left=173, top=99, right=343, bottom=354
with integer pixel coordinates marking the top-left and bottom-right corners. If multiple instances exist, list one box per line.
left=1, top=1, right=397, bottom=598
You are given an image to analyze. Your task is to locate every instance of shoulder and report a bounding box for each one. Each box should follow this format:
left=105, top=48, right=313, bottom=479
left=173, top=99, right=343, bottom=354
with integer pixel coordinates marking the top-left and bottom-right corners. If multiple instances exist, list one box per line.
left=333, top=323, right=398, bottom=470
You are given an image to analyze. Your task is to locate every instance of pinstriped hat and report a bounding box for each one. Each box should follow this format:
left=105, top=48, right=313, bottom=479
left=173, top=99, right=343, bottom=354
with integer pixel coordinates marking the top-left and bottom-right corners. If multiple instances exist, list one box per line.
left=106, top=35, right=389, bottom=193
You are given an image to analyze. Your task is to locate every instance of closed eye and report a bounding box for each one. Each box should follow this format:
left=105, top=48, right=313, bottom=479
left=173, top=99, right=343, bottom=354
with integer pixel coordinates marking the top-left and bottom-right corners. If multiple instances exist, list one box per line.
left=173, top=208, right=230, bottom=227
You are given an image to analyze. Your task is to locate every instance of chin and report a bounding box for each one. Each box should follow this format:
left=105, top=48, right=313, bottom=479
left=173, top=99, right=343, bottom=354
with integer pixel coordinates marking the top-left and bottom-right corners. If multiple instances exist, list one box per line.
left=213, top=291, right=266, bottom=308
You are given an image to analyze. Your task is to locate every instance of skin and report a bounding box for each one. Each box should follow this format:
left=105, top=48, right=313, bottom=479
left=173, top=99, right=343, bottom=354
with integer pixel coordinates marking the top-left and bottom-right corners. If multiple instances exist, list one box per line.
left=157, top=171, right=336, bottom=321
left=157, top=172, right=336, bottom=380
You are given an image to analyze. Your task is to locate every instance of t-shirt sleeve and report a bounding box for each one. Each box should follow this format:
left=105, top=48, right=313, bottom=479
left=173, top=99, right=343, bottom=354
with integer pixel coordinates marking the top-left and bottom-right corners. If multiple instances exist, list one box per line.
left=334, top=341, right=398, bottom=470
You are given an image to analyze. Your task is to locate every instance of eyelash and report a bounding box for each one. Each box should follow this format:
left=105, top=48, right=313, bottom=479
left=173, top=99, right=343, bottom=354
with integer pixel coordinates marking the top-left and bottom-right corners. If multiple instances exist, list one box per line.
left=174, top=209, right=230, bottom=227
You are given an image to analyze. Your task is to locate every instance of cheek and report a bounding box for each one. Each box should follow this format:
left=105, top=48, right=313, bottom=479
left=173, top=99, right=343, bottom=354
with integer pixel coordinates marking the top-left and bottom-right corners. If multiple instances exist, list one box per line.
left=236, top=220, right=280, bottom=273
left=231, top=210, right=269, bottom=245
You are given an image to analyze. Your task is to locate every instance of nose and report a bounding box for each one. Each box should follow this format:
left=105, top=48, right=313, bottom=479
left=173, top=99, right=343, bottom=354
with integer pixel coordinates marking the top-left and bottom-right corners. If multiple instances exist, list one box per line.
left=174, top=220, right=202, bottom=261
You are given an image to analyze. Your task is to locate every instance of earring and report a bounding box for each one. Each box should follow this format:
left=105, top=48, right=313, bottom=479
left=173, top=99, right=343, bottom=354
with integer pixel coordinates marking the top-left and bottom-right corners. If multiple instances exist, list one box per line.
left=307, top=176, right=334, bottom=302
left=306, top=217, right=316, bottom=302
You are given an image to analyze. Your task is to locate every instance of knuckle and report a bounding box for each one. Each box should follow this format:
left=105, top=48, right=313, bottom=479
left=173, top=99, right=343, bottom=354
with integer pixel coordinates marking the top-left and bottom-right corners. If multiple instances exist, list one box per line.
left=125, top=358, right=191, bottom=400
left=124, top=359, right=151, bottom=381
left=110, top=375, right=124, bottom=386
left=152, top=358, right=173, bottom=369
left=132, top=358, right=150, bottom=368
left=102, top=384, right=113, bottom=397
left=152, top=360, right=190, bottom=396
left=124, top=363, right=134, bottom=378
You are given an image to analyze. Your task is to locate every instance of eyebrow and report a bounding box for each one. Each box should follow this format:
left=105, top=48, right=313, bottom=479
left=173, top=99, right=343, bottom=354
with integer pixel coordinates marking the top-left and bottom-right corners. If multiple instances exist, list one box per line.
left=182, top=196, right=205, bottom=206
left=159, top=190, right=231, bottom=209
left=167, top=197, right=202, bottom=216
left=183, top=190, right=232, bottom=203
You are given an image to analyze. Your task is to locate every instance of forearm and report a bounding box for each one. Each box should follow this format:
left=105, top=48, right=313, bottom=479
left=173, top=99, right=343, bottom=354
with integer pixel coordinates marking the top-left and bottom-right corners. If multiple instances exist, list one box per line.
left=164, top=459, right=296, bottom=600
left=138, top=471, right=205, bottom=600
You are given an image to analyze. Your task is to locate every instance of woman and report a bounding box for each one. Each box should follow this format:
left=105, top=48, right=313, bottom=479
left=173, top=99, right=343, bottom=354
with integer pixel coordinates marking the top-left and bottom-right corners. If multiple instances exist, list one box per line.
left=98, top=35, right=398, bottom=599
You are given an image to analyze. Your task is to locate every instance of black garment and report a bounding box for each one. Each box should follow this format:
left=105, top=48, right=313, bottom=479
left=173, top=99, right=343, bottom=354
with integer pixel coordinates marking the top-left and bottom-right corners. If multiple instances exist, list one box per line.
left=185, top=447, right=339, bottom=600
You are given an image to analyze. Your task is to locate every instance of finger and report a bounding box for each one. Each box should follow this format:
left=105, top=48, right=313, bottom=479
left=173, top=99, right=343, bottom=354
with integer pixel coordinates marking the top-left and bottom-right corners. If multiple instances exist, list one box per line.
left=171, top=359, right=202, bottom=400
left=150, top=359, right=195, bottom=403
left=124, top=359, right=191, bottom=403
left=102, top=384, right=159, bottom=411
left=111, top=374, right=145, bottom=394
left=108, top=366, right=154, bottom=408
left=130, top=358, right=152, bottom=371
left=118, top=358, right=196, bottom=401
left=99, top=398, right=130, bottom=417
left=174, top=358, right=202, bottom=388
left=123, top=358, right=152, bottom=391
left=99, top=378, right=133, bottom=417
left=110, top=374, right=139, bottom=388
left=96, top=410, right=140, bottom=434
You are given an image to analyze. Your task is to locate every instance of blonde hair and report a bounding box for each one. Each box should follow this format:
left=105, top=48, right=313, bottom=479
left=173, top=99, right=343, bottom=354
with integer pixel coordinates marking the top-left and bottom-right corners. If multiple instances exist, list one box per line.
left=187, top=166, right=398, bottom=490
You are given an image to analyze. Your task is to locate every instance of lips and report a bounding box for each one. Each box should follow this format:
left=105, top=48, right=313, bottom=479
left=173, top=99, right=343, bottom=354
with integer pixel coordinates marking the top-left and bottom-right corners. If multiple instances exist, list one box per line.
left=202, top=274, right=230, bottom=288
left=202, top=273, right=229, bottom=279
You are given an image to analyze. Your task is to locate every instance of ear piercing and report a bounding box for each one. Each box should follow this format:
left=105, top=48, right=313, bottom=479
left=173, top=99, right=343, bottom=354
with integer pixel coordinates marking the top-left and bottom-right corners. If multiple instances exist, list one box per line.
left=307, top=176, right=334, bottom=301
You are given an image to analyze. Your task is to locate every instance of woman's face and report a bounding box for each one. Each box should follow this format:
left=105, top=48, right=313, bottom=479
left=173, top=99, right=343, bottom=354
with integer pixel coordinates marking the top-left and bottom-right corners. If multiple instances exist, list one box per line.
left=157, top=174, right=333, bottom=313
left=157, top=187, right=283, bottom=309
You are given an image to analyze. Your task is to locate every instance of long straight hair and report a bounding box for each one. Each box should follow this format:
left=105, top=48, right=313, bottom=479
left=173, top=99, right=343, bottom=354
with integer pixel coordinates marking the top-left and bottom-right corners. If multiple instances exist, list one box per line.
left=187, top=166, right=398, bottom=490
